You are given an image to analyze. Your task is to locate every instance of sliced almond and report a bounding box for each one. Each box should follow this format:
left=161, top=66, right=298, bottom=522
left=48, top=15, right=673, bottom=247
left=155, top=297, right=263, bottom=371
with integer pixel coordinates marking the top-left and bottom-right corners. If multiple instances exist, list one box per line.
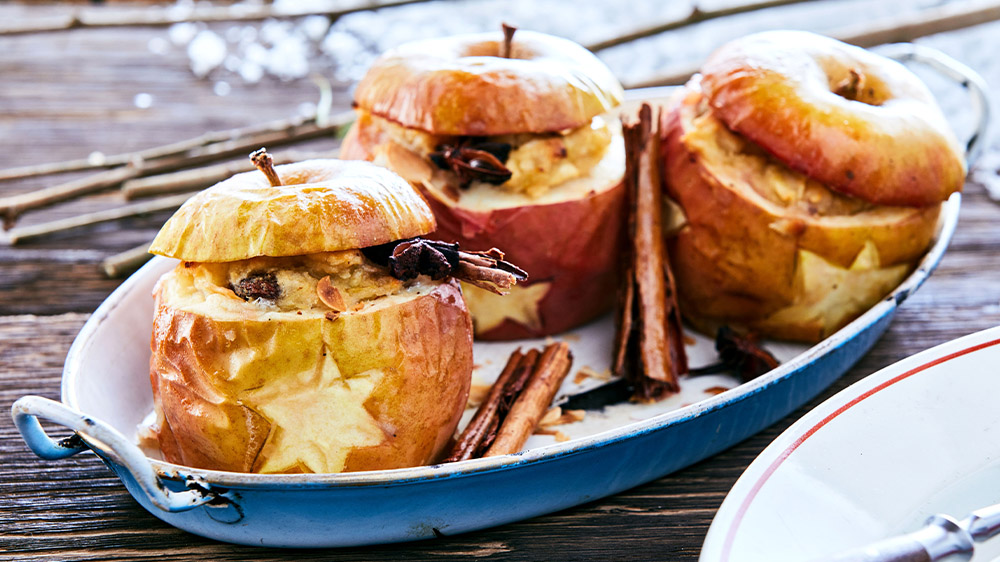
left=441, top=182, right=461, bottom=202
left=317, top=276, right=346, bottom=311
left=538, top=406, right=563, bottom=427
left=375, top=141, right=433, bottom=184
left=467, top=384, right=492, bottom=408
left=573, top=365, right=610, bottom=384
left=538, top=406, right=585, bottom=428
left=533, top=428, right=571, bottom=442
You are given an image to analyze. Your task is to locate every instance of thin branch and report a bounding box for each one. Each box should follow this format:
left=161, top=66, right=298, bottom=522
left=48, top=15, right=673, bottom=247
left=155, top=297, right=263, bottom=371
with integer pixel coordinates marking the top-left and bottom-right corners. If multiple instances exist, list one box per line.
left=0, top=167, right=138, bottom=230
left=585, top=0, right=819, bottom=52
left=121, top=149, right=338, bottom=200
left=0, top=110, right=352, bottom=182
left=3, top=193, right=193, bottom=245
left=625, top=0, right=1000, bottom=89
left=0, top=111, right=353, bottom=225
left=0, top=0, right=433, bottom=36
left=102, top=242, right=154, bottom=278
left=121, top=161, right=248, bottom=200
left=835, top=0, right=1000, bottom=49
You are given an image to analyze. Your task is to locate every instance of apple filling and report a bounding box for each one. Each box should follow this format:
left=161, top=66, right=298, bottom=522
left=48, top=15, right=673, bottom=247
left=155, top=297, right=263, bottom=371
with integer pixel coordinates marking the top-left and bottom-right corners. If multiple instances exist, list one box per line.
left=155, top=250, right=436, bottom=319
left=360, top=110, right=614, bottom=198
left=685, top=93, right=880, bottom=218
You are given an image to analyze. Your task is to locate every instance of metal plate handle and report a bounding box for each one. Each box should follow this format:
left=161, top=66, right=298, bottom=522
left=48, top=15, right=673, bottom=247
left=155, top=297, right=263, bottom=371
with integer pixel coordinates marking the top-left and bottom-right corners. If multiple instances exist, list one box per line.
left=883, top=42, right=991, bottom=165
left=12, top=395, right=218, bottom=513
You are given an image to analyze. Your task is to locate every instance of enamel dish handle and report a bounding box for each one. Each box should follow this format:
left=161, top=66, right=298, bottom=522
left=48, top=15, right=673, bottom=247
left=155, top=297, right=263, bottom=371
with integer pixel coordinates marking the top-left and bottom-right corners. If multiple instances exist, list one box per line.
left=883, top=42, right=990, bottom=165
left=12, top=395, right=217, bottom=513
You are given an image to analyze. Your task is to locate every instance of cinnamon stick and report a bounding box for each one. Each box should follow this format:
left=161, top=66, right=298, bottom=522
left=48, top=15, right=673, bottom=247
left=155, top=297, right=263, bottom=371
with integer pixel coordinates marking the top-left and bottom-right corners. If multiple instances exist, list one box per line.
left=484, top=342, right=573, bottom=457
left=616, top=104, right=687, bottom=402
left=612, top=263, right=635, bottom=379
left=373, top=239, right=528, bottom=294
left=444, top=349, right=539, bottom=462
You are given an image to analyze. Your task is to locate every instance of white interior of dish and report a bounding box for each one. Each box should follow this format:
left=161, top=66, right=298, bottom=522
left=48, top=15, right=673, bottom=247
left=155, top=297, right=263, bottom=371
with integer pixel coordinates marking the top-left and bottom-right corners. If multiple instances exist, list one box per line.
left=62, top=256, right=805, bottom=460
left=702, top=326, right=1000, bottom=562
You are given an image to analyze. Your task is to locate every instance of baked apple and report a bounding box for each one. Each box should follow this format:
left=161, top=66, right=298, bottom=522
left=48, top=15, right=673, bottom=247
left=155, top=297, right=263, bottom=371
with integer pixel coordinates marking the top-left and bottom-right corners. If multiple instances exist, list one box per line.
left=145, top=154, right=521, bottom=473
left=662, top=32, right=964, bottom=342
left=341, top=27, right=626, bottom=340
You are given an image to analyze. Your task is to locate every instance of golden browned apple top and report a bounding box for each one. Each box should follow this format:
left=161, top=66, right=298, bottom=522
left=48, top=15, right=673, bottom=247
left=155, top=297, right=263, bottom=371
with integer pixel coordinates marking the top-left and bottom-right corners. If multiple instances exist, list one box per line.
left=149, top=159, right=436, bottom=263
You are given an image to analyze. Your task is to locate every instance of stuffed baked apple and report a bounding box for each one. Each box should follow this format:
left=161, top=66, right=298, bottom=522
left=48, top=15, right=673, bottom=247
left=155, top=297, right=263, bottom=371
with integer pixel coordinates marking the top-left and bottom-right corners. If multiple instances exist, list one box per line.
left=662, top=31, right=965, bottom=342
left=144, top=150, right=524, bottom=473
left=341, top=26, right=626, bottom=339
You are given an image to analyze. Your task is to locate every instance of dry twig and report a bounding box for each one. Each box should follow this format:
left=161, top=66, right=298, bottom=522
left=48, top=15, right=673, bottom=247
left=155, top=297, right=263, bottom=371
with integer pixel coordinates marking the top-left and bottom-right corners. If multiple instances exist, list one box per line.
left=101, top=242, right=154, bottom=278
left=585, top=0, right=819, bottom=52
left=0, top=113, right=347, bottom=182
left=626, top=0, right=1000, bottom=88
left=121, top=149, right=337, bottom=199
left=3, top=193, right=192, bottom=245
left=0, top=112, right=352, bottom=226
left=0, top=0, right=433, bottom=36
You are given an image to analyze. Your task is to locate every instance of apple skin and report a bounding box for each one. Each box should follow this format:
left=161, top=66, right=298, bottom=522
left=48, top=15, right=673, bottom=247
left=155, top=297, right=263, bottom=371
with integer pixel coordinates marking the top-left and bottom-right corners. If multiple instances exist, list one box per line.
left=700, top=30, right=965, bottom=207
left=341, top=123, right=626, bottom=340
left=149, top=274, right=473, bottom=474
left=661, top=84, right=941, bottom=342
left=417, top=181, right=625, bottom=340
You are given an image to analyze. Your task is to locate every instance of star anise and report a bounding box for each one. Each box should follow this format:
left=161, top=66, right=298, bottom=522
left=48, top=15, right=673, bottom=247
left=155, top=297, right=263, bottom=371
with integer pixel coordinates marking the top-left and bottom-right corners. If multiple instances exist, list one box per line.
left=388, top=239, right=458, bottom=281
left=362, top=237, right=527, bottom=294
left=429, top=140, right=513, bottom=188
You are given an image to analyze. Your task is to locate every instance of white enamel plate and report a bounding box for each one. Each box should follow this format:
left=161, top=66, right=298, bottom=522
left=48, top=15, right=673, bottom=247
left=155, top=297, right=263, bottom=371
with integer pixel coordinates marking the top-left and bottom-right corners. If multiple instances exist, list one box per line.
left=701, top=326, right=1000, bottom=562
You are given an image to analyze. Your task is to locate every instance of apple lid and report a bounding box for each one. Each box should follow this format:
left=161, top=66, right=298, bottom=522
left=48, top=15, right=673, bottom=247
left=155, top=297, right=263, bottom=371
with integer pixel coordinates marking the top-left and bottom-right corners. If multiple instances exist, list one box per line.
left=149, top=159, right=436, bottom=263
left=354, top=30, right=624, bottom=136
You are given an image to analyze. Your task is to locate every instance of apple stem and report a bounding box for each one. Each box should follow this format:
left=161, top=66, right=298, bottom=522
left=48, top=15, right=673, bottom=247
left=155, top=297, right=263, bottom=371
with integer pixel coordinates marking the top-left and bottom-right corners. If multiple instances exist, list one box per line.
left=501, top=23, right=517, bottom=58
left=249, top=148, right=282, bottom=186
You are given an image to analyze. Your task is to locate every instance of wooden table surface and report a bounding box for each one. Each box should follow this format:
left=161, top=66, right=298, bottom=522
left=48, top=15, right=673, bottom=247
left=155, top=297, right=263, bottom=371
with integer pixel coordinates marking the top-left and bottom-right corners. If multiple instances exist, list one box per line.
left=3, top=2, right=1000, bottom=560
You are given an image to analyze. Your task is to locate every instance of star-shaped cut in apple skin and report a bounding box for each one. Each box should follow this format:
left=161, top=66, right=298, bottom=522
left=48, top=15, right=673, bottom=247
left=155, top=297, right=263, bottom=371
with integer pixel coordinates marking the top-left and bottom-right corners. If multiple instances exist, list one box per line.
left=462, top=281, right=551, bottom=335
left=249, top=359, right=387, bottom=474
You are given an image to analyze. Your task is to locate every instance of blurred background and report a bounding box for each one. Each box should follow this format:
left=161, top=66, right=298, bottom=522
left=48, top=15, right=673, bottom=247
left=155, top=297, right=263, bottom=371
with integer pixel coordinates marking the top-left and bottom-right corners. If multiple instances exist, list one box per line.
left=4, top=0, right=996, bottom=163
